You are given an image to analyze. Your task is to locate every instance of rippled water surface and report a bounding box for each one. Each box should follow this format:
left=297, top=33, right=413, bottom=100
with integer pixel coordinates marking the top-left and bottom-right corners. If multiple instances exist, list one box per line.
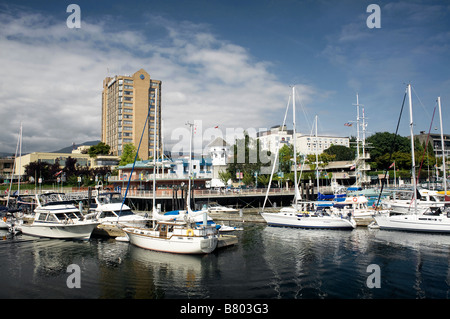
left=1, top=224, right=450, bottom=299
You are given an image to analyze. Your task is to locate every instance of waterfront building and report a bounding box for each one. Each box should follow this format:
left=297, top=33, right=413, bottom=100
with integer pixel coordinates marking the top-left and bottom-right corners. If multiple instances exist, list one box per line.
left=111, top=157, right=213, bottom=191
left=295, top=134, right=350, bottom=155
left=102, top=68, right=162, bottom=161
left=257, top=125, right=293, bottom=155
left=257, top=125, right=349, bottom=156
left=415, top=131, right=450, bottom=158
left=13, top=151, right=120, bottom=177
left=207, top=137, right=231, bottom=187
left=0, top=157, right=15, bottom=183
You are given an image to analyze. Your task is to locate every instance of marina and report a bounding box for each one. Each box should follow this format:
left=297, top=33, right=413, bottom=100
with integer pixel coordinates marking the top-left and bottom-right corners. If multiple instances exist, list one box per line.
left=1, top=2, right=450, bottom=307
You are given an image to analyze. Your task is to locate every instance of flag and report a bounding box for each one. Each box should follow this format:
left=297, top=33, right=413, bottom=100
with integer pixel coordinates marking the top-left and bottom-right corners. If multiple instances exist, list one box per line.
left=214, top=125, right=219, bottom=129
left=388, top=162, right=395, bottom=169
left=344, top=122, right=353, bottom=127
left=350, top=164, right=356, bottom=170
left=55, top=170, right=63, bottom=176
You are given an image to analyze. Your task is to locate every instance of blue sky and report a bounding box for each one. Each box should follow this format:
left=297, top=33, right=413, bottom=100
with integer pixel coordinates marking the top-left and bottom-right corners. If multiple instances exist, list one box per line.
left=1, top=0, right=450, bottom=154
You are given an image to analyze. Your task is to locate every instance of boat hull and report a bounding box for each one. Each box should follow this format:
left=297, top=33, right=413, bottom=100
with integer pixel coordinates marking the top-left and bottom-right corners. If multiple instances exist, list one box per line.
left=261, top=212, right=356, bottom=229
left=124, top=229, right=218, bottom=254
left=374, top=214, right=450, bottom=233
left=19, top=222, right=100, bottom=240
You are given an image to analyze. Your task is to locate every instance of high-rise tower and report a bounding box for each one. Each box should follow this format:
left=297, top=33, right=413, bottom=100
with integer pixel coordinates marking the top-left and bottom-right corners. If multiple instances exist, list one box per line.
left=102, top=69, right=162, bottom=160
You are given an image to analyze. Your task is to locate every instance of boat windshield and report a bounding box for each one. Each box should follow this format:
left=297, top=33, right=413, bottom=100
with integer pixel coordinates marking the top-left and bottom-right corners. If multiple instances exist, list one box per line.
left=115, top=209, right=134, bottom=217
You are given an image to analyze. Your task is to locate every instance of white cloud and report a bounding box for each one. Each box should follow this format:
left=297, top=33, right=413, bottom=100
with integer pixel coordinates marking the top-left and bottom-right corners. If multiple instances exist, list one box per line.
left=0, top=7, right=317, bottom=155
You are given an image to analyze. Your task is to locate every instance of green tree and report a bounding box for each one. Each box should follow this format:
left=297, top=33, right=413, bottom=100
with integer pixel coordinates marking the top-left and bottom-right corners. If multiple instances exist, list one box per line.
left=323, top=145, right=354, bottom=161
left=257, top=174, right=272, bottom=186
left=218, top=171, right=231, bottom=186
left=366, top=132, right=410, bottom=169
left=88, top=142, right=111, bottom=157
left=119, top=143, right=140, bottom=166
left=227, top=132, right=271, bottom=181
left=278, top=144, right=294, bottom=174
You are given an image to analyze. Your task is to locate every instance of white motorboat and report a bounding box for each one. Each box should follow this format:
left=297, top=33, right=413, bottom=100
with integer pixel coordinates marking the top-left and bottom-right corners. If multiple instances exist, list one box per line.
left=123, top=214, right=218, bottom=254
left=383, top=188, right=445, bottom=215
left=332, top=195, right=390, bottom=221
left=18, top=193, right=100, bottom=240
left=89, top=192, right=149, bottom=237
left=205, top=202, right=238, bottom=213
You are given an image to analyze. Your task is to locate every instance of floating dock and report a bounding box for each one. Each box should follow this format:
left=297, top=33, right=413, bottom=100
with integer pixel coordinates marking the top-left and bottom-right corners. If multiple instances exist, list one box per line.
left=217, top=234, right=238, bottom=249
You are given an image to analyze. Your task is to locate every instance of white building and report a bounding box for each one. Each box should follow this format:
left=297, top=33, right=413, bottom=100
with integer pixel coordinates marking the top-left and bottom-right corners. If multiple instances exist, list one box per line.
left=207, top=137, right=231, bottom=187
left=257, top=125, right=293, bottom=155
left=295, top=134, right=350, bottom=155
left=257, top=125, right=350, bottom=156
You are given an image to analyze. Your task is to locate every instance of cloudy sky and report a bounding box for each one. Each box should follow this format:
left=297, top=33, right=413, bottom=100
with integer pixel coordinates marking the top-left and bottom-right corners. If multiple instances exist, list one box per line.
left=1, top=0, right=450, bottom=155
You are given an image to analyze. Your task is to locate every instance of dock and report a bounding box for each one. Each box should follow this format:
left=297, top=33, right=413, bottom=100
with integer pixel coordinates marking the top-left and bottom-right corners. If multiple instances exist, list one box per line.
left=217, top=234, right=238, bottom=249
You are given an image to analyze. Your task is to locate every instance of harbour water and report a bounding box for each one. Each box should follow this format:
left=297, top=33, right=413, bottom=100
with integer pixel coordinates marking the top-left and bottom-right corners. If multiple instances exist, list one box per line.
left=1, top=224, right=450, bottom=300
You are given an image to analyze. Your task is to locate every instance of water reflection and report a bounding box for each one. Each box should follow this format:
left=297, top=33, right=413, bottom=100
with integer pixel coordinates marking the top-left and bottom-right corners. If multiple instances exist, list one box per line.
left=2, top=225, right=450, bottom=299
left=129, top=246, right=208, bottom=297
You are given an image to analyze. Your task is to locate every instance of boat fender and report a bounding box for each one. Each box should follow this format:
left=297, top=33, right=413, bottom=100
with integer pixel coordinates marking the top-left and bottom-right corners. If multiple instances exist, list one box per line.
left=186, top=229, right=194, bottom=237
left=2, top=217, right=6, bottom=222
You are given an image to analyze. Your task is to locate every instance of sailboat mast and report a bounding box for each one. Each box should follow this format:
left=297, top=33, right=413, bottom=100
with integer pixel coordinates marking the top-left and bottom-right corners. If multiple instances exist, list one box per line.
left=356, top=94, right=360, bottom=159
left=315, top=115, right=319, bottom=193
left=292, top=86, right=299, bottom=210
left=407, top=84, right=417, bottom=214
left=186, top=121, right=194, bottom=211
left=152, top=88, right=158, bottom=212
left=438, top=97, right=447, bottom=194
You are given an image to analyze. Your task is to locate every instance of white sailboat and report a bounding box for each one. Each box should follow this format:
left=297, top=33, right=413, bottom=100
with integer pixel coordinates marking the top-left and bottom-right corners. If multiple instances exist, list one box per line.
left=18, top=193, right=100, bottom=240
left=260, top=87, right=356, bottom=229
left=122, top=91, right=218, bottom=253
left=374, top=85, right=450, bottom=233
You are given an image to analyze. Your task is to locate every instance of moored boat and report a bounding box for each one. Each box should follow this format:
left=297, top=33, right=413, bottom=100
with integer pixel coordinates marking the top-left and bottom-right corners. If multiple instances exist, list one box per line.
left=18, top=193, right=100, bottom=240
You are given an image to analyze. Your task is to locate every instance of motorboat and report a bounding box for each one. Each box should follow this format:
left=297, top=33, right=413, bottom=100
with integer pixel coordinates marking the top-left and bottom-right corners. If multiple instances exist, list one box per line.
left=18, top=193, right=100, bottom=240
left=203, top=202, right=239, bottom=213
left=89, top=192, right=150, bottom=237
left=383, top=188, right=445, bottom=215
left=331, top=195, right=390, bottom=225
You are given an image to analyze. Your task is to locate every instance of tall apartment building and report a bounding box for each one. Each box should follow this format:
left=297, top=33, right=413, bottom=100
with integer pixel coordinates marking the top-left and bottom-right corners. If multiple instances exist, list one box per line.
left=102, top=69, right=162, bottom=161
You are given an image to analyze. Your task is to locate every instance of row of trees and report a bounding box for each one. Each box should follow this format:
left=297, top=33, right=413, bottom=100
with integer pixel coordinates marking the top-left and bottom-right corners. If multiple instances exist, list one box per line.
left=22, top=142, right=140, bottom=187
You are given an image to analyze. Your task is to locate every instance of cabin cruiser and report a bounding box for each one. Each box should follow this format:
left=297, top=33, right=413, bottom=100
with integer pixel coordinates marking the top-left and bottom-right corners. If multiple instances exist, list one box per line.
left=18, top=193, right=99, bottom=240
left=89, top=192, right=150, bottom=237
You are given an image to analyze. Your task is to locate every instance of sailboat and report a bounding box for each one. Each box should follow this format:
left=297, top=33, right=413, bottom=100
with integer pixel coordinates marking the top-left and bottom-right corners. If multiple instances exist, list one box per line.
left=374, top=85, right=450, bottom=233
left=122, top=90, right=218, bottom=253
left=260, top=87, right=356, bottom=229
